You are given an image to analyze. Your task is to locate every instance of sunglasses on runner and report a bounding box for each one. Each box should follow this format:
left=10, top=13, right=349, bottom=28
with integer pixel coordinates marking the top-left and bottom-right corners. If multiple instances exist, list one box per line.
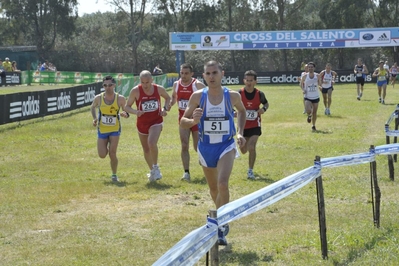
left=103, top=83, right=115, bottom=87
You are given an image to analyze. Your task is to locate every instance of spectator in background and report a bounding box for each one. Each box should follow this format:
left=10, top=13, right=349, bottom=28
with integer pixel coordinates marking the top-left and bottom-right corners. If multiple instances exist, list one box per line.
left=0, top=59, right=5, bottom=82
left=153, top=64, right=163, bottom=75
left=3, top=57, right=13, bottom=72
left=40, top=60, right=49, bottom=71
left=48, top=63, right=56, bottom=72
left=12, top=61, right=21, bottom=72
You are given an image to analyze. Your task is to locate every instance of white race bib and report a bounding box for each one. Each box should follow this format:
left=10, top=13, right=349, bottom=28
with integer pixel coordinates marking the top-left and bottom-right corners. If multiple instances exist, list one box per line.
left=178, top=99, right=188, bottom=110
left=141, top=100, right=159, bottom=112
left=356, top=73, right=363, bottom=77
left=204, top=117, right=229, bottom=135
left=246, top=110, right=258, bottom=121
left=378, top=75, right=386, bottom=81
left=101, top=115, right=116, bottom=126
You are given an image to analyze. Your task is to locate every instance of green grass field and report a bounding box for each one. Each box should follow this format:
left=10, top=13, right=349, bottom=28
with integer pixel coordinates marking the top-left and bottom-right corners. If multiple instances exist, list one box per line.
left=1, top=83, right=399, bottom=265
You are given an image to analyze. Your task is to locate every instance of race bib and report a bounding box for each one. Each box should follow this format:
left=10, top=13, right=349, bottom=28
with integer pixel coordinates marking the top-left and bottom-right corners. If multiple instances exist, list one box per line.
left=246, top=110, right=258, bottom=120
left=204, top=117, right=229, bottom=135
left=141, top=100, right=159, bottom=112
left=178, top=99, right=189, bottom=110
left=378, top=75, right=386, bottom=81
left=101, top=115, right=116, bottom=126
left=356, top=73, right=363, bottom=77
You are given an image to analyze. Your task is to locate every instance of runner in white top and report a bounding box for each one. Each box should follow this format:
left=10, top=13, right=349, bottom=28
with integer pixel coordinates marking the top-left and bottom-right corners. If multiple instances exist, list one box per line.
left=319, top=63, right=337, bottom=115
left=299, top=64, right=309, bottom=114
left=300, top=62, right=320, bottom=131
left=389, top=62, right=398, bottom=88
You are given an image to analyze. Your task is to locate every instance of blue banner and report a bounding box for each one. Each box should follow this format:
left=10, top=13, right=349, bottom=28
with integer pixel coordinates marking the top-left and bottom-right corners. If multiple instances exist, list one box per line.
left=169, top=28, right=399, bottom=50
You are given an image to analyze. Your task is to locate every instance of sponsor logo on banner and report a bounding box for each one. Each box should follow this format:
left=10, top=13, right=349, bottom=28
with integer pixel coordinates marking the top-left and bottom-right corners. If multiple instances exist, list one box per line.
left=201, top=35, right=230, bottom=48
left=47, top=91, right=71, bottom=112
left=339, top=73, right=372, bottom=83
left=194, top=75, right=240, bottom=85
left=74, top=72, right=83, bottom=83
left=33, top=71, right=41, bottom=82
left=6, top=74, right=20, bottom=84
left=271, top=74, right=300, bottom=84
left=9, top=95, right=40, bottom=119
left=257, top=77, right=271, bottom=84
left=221, top=76, right=239, bottom=85
left=95, top=73, right=103, bottom=82
left=77, top=87, right=96, bottom=106
left=359, top=31, right=391, bottom=44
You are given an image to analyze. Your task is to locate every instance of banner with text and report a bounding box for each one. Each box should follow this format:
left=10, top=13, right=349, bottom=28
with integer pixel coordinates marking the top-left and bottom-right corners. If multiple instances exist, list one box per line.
left=170, top=27, right=399, bottom=50
left=193, top=70, right=376, bottom=86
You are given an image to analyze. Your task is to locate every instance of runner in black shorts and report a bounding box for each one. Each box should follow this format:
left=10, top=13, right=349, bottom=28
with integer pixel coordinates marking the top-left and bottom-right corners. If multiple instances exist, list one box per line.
left=354, top=58, right=368, bottom=100
left=238, top=70, right=269, bottom=180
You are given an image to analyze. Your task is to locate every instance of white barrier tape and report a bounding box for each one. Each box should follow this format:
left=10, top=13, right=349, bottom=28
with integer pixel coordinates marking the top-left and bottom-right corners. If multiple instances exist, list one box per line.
left=385, top=114, right=396, bottom=125
left=375, top=143, right=399, bottom=155
left=320, top=152, right=374, bottom=168
left=154, top=142, right=399, bottom=264
left=217, top=166, right=320, bottom=226
left=152, top=220, right=218, bottom=266
left=385, top=129, right=399, bottom=137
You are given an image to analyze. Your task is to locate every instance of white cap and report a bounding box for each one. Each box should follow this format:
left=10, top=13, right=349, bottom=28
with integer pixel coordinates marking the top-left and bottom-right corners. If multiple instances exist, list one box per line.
left=5, top=57, right=9, bottom=60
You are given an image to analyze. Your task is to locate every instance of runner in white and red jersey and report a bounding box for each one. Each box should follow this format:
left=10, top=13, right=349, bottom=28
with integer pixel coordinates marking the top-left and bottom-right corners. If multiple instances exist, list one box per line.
left=170, top=63, right=206, bottom=181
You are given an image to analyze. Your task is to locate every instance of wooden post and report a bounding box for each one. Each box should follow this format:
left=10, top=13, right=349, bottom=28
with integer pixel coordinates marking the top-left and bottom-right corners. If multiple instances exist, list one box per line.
left=369, top=145, right=381, bottom=228
left=208, top=210, right=218, bottom=266
left=315, top=156, right=328, bottom=260
left=386, top=124, right=395, bottom=181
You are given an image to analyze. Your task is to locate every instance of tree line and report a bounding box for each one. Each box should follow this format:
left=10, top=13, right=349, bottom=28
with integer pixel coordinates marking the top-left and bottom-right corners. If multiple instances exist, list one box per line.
left=0, top=0, right=398, bottom=74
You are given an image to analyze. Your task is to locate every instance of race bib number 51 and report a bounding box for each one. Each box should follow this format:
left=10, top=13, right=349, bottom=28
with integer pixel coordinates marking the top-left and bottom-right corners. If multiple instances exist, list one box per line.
left=204, top=117, right=229, bottom=135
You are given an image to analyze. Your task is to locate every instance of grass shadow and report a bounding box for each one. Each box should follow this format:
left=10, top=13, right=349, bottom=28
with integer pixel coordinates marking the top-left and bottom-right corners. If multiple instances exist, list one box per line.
left=327, top=115, right=344, bottom=119
left=103, top=180, right=129, bottom=187
left=253, top=173, right=275, bottom=184
left=191, top=176, right=208, bottom=185
left=313, top=129, right=333, bottom=134
left=219, top=246, right=267, bottom=265
left=145, top=181, right=173, bottom=190
left=332, top=227, right=394, bottom=266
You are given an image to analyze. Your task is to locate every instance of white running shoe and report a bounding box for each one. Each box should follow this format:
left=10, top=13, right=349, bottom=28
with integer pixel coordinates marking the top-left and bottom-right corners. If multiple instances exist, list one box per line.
left=181, top=172, right=190, bottom=182
left=153, top=165, right=162, bottom=180
left=247, top=169, right=255, bottom=180
left=148, top=169, right=156, bottom=182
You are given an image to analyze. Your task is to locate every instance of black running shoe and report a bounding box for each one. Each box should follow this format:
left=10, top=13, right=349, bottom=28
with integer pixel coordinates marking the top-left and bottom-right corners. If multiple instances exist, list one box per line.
left=218, top=228, right=228, bottom=246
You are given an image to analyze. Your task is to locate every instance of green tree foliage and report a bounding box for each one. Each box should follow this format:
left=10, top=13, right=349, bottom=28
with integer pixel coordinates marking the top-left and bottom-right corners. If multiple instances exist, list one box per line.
left=2, top=0, right=398, bottom=72
left=1, top=0, right=78, bottom=60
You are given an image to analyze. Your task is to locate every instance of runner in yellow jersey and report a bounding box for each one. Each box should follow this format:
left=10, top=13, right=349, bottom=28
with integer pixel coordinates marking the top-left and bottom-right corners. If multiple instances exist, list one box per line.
left=91, top=75, right=129, bottom=182
left=372, top=61, right=389, bottom=104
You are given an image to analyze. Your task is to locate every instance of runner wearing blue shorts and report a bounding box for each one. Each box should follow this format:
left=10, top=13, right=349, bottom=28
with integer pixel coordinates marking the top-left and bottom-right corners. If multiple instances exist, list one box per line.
left=91, top=76, right=129, bottom=182
left=180, top=60, right=246, bottom=246
left=372, top=61, right=389, bottom=104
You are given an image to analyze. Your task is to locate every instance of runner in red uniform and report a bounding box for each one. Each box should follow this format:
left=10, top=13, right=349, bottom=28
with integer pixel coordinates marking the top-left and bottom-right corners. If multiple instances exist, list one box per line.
left=125, top=70, right=171, bottom=182
left=170, top=63, right=206, bottom=181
